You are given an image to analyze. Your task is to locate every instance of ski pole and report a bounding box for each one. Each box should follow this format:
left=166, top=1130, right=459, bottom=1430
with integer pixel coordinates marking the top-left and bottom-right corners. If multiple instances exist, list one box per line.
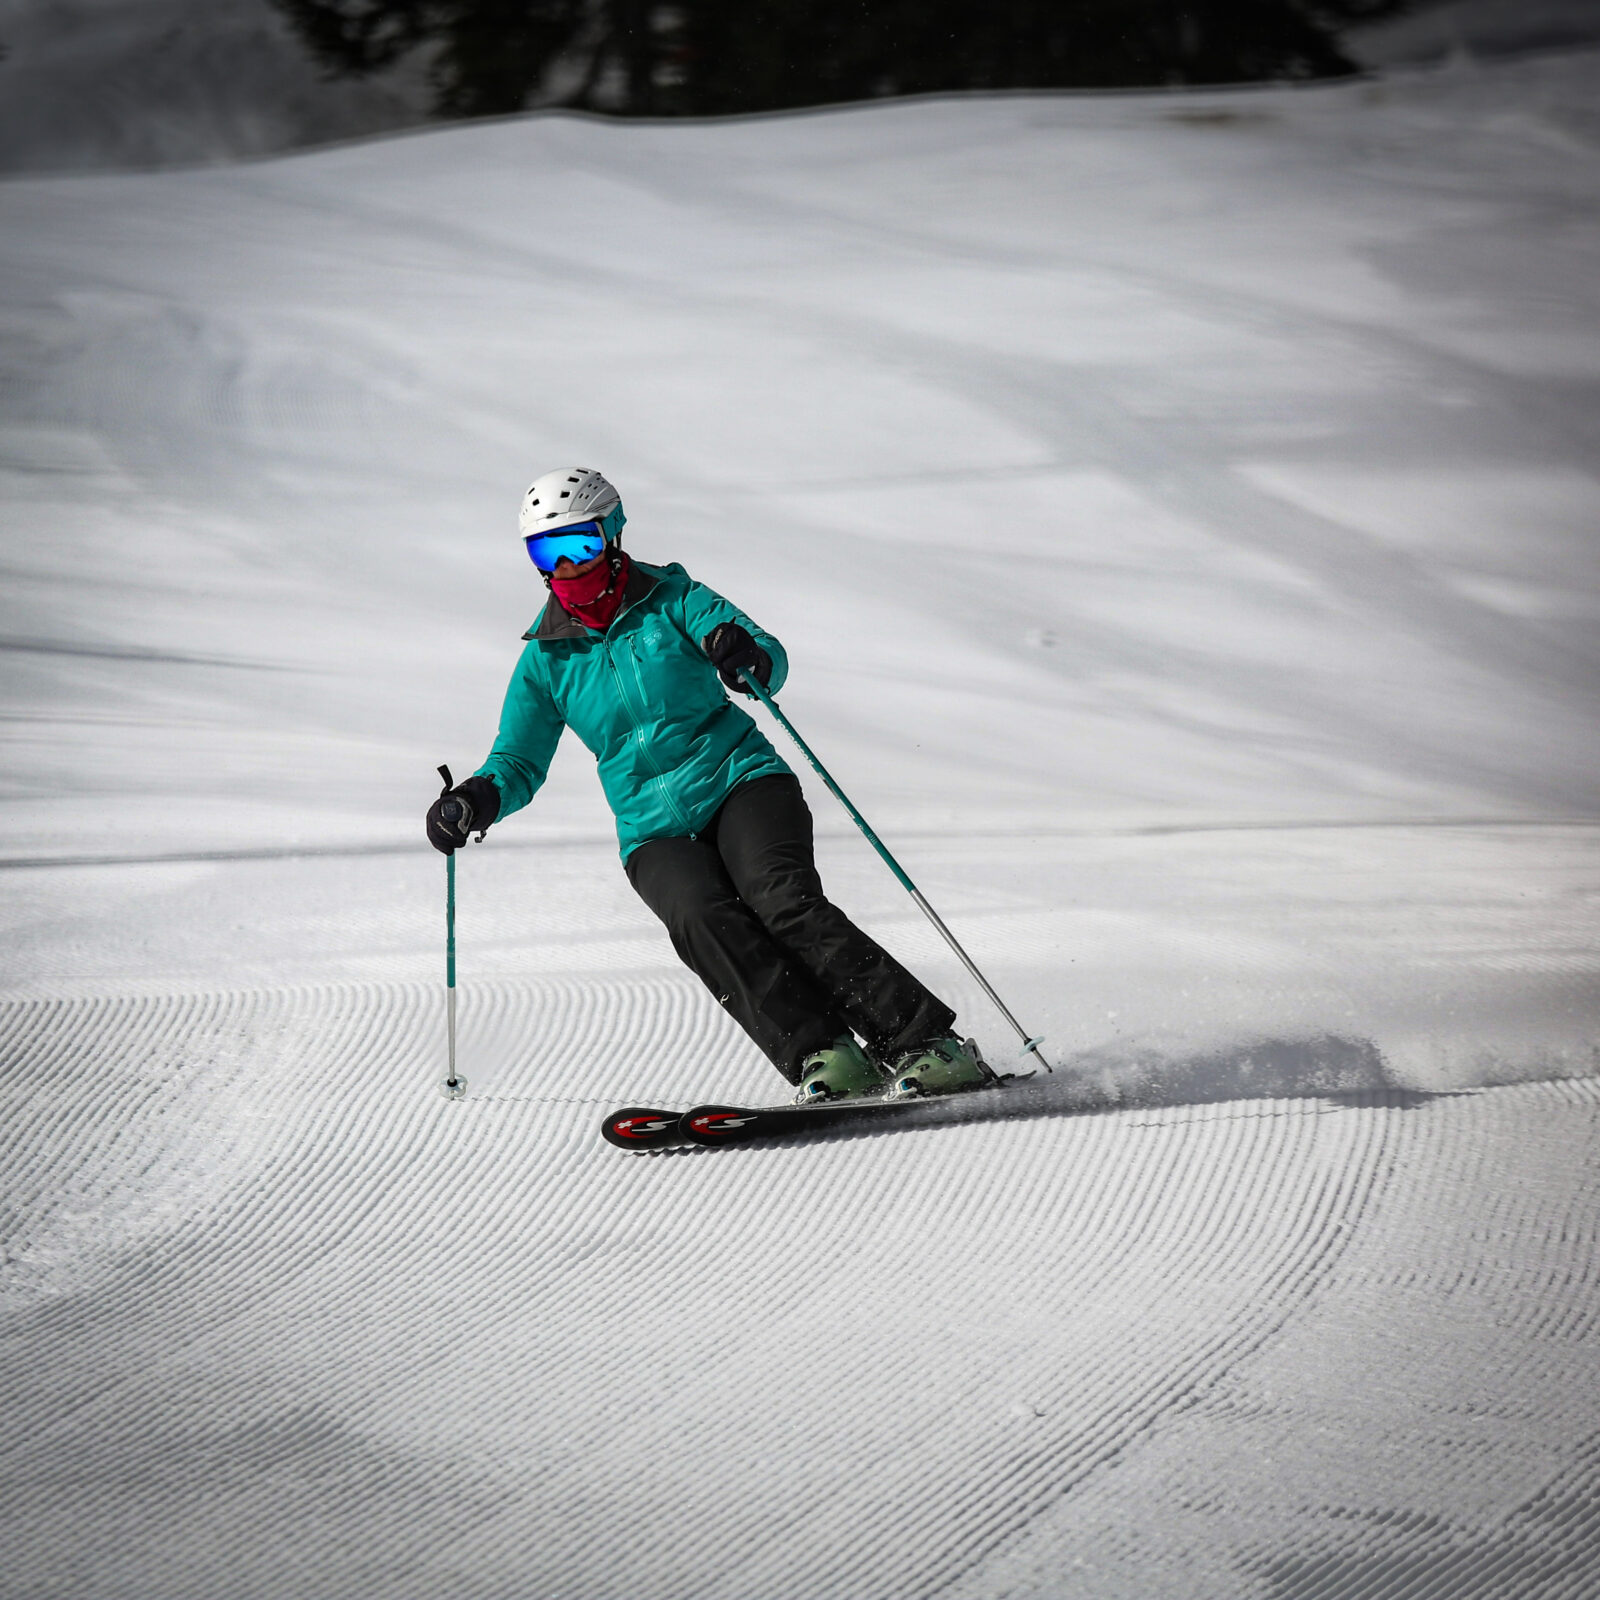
left=436, top=764, right=467, bottom=1101
left=740, top=671, right=1052, bottom=1071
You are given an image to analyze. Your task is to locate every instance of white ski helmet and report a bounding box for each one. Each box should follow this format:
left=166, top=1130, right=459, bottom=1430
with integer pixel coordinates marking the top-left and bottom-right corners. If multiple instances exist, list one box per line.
left=518, top=467, right=626, bottom=544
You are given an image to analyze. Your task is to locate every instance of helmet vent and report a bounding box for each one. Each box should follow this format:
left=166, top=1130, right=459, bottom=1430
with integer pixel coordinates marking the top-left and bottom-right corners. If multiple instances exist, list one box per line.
left=519, top=467, right=622, bottom=544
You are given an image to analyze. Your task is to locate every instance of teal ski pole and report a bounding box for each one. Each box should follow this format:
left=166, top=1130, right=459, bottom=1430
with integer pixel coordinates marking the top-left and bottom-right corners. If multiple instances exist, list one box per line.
left=740, top=671, right=1052, bottom=1071
left=436, top=764, right=467, bottom=1101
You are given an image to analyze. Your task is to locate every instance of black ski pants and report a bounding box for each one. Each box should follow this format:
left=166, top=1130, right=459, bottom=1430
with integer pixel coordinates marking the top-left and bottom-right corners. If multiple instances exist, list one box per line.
left=625, top=774, right=955, bottom=1083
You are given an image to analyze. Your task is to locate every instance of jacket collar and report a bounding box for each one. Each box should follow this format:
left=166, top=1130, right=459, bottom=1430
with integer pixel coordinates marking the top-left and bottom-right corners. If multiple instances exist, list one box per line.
left=524, top=561, right=660, bottom=642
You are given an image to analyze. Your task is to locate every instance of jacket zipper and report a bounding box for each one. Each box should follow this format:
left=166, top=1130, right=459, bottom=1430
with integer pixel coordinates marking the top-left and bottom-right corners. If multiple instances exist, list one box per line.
left=604, top=634, right=692, bottom=834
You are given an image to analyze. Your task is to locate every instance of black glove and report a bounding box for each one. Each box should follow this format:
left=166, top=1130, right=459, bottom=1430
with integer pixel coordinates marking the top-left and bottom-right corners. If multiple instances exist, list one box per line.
left=703, top=622, right=771, bottom=696
left=426, top=774, right=501, bottom=855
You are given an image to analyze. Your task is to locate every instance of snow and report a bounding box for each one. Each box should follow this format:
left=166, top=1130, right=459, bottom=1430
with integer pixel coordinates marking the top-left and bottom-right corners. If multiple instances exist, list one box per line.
left=3, top=42, right=1599, bottom=1599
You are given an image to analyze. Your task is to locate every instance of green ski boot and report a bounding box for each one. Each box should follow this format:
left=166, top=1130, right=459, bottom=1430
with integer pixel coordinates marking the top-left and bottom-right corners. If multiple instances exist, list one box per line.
left=887, top=1036, right=994, bottom=1100
left=795, top=1035, right=886, bottom=1103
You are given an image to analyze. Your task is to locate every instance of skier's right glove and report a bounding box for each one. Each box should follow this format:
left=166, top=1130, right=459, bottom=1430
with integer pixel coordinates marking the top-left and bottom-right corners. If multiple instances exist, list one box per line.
left=703, top=622, right=771, bottom=696
left=427, top=775, right=501, bottom=855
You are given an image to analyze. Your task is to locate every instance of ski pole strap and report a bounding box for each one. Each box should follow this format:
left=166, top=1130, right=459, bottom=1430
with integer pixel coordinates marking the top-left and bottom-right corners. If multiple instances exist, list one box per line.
left=739, top=670, right=918, bottom=896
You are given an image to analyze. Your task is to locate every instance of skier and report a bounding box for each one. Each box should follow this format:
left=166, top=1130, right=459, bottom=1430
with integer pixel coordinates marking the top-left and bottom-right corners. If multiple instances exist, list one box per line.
left=425, top=467, right=986, bottom=1103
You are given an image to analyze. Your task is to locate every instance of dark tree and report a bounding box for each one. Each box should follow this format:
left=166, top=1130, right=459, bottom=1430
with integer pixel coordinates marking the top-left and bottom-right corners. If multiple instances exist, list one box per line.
left=273, top=0, right=1411, bottom=120
left=274, top=0, right=589, bottom=115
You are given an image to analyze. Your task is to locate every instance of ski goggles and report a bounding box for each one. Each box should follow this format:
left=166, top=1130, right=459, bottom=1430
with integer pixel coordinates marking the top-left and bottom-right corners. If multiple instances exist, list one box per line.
left=524, top=520, right=607, bottom=573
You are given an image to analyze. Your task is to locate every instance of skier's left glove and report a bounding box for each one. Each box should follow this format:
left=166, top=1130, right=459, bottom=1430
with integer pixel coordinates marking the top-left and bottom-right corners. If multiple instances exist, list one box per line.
left=703, top=622, right=771, bottom=696
left=426, top=775, right=501, bottom=855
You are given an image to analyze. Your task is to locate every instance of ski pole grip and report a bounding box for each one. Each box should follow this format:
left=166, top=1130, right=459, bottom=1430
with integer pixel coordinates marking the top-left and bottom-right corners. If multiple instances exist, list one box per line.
left=437, top=763, right=454, bottom=795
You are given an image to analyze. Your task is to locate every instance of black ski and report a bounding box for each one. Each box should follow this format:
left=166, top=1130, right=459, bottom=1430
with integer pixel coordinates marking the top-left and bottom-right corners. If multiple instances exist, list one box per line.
left=600, top=1106, right=686, bottom=1149
left=680, top=1072, right=1033, bottom=1148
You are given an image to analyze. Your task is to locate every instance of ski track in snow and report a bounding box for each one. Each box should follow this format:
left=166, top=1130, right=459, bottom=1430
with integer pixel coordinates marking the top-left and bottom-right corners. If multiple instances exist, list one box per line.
left=3, top=41, right=1600, bottom=1600
left=2, top=978, right=1598, bottom=1596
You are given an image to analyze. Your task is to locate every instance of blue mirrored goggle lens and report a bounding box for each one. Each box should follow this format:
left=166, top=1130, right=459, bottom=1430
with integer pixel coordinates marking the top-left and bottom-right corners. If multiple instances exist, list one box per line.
left=524, top=522, right=605, bottom=573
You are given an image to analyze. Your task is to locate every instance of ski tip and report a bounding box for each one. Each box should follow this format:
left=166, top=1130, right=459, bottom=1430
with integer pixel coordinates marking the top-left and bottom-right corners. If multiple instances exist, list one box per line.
left=681, top=1105, right=763, bottom=1145
left=601, top=1107, right=683, bottom=1149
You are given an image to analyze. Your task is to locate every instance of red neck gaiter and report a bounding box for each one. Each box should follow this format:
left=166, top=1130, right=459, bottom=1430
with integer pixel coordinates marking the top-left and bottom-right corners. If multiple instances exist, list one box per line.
left=550, top=550, right=631, bottom=631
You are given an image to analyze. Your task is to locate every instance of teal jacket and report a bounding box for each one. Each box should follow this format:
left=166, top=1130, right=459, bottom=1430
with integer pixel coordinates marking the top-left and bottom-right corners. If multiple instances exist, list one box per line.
left=475, top=561, right=792, bottom=859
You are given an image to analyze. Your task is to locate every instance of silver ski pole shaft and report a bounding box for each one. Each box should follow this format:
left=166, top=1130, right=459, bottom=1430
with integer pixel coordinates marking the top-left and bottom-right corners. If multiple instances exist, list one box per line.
left=740, top=671, right=1052, bottom=1071
left=437, top=764, right=467, bottom=1100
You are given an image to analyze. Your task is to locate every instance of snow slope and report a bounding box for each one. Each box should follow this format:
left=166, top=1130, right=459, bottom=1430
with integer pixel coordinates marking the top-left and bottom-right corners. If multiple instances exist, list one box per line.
left=2, top=47, right=1599, bottom=1598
